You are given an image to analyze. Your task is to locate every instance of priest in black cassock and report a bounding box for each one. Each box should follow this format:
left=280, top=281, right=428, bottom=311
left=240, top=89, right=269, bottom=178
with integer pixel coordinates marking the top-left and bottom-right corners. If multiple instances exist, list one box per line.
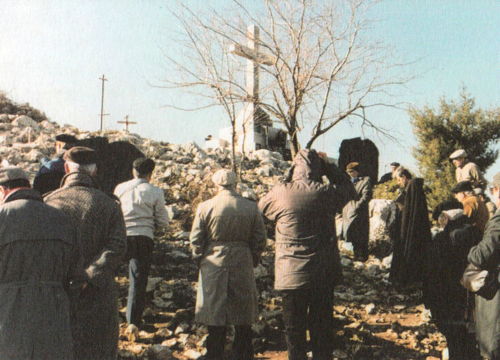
left=389, top=167, right=432, bottom=287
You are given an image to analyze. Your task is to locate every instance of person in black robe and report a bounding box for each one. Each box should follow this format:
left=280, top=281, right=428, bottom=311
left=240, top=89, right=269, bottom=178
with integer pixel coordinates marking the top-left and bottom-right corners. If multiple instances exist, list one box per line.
left=378, top=162, right=400, bottom=184
left=390, top=168, right=432, bottom=286
left=423, top=209, right=481, bottom=360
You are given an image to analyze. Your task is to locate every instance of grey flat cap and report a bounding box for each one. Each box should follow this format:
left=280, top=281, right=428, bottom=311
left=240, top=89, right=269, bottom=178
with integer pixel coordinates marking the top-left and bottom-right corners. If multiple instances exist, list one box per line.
left=449, top=149, right=467, bottom=159
left=0, top=166, right=29, bottom=185
left=212, top=169, right=237, bottom=187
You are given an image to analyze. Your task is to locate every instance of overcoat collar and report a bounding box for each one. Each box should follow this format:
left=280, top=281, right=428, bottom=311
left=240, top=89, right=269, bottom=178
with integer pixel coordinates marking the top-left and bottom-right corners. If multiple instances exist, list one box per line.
left=3, top=188, right=43, bottom=204
left=60, top=171, right=99, bottom=189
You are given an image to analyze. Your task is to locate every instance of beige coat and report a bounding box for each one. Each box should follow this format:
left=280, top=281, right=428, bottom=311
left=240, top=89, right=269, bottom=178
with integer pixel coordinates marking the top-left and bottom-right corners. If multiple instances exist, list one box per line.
left=456, top=162, right=486, bottom=189
left=190, top=189, right=266, bottom=326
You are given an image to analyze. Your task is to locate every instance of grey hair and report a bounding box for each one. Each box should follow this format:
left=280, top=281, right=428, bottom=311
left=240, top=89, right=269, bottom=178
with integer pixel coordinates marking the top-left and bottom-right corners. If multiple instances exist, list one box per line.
left=66, top=161, right=97, bottom=174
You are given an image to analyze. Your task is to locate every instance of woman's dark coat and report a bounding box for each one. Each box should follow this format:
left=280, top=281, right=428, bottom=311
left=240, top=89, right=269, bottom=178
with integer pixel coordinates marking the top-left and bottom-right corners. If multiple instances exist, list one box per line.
left=423, top=214, right=480, bottom=322
left=44, top=172, right=127, bottom=360
left=467, top=208, right=500, bottom=359
left=259, top=150, right=356, bottom=290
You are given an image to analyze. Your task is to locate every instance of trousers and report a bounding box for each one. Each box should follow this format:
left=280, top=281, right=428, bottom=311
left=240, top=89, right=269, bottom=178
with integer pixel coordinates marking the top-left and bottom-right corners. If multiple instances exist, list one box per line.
left=206, top=325, right=253, bottom=360
left=126, top=235, right=154, bottom=326
left=281, top=285, right=333, bottom=360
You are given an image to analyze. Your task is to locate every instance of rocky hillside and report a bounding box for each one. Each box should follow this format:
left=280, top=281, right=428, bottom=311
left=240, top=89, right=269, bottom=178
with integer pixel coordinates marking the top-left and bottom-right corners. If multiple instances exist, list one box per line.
left=0, top=108, right=446, bottom=359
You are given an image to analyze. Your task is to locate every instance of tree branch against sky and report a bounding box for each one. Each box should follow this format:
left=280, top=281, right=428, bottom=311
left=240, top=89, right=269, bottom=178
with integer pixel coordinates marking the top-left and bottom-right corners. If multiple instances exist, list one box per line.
left=161, top=0, right=411, bottom=157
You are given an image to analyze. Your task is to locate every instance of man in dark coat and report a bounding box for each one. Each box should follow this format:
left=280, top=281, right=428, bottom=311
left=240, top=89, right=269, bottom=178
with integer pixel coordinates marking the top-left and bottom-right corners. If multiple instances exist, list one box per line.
left=467, top=172, right=500, bottom=360
left=190, top=169, right=266, bottom=360
left=33, top=133, right=77, bottom=195
left=390, top=167, right=432, bottom=286
left=259, top=149, right=356, bottom=360
left=342, top=162, right=373, bottom=261
left=378, top=162, right=400, bottom=184
left=44, top=147, right=127, bottom=360
left=424, top=209, right=480, bottom=360
left=0, top=166, right=85, bottom=360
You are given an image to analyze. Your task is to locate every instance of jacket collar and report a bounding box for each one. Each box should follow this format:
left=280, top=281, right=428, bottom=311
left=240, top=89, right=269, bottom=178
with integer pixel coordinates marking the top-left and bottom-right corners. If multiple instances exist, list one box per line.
left=60, top=171, right=99, bottom=189
left=3, top=188, right=43, bottom=204
left=217, top=188, right=238, bottom=196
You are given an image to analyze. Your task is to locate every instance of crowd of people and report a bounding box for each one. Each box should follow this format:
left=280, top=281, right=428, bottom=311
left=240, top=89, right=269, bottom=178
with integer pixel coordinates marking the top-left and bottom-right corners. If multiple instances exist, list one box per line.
left=0, top=133, right=498, bottom=360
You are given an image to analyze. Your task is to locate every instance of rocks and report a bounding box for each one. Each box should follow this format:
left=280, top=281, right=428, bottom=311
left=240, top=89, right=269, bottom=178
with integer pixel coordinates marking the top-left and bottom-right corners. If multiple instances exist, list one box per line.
left=183, top=349, right=203, bottom=359
left=12, top=115, right=39, bottom=129
left=146, top=345, right=173, bottom=360
left=364, top=303, right=376, bottom=314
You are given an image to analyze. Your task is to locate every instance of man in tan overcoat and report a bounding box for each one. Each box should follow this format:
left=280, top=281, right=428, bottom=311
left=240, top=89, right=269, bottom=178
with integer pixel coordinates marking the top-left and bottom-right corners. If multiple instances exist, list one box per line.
left=190, top=169, right=266, bottom=360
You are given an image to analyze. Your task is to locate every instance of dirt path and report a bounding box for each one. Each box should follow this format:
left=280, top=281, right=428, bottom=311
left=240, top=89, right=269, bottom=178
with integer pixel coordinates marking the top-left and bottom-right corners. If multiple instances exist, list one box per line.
left=117, top=241, right=446, bottom=359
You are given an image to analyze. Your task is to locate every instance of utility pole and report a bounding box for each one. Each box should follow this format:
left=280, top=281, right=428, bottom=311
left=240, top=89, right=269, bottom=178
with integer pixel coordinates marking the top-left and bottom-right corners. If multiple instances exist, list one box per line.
left=98, top=74, right=109, bottom=132
left=117, top=115, right=137, bottom=132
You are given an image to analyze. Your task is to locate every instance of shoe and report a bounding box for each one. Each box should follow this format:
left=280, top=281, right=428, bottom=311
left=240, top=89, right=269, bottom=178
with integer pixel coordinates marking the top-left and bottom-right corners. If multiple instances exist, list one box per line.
left=125, top=324, right=139, bottom=342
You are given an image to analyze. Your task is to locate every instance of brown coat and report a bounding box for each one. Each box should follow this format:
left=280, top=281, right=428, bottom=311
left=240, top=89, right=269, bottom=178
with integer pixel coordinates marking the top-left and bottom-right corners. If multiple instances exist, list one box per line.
left=190, top=189, right=266, bottom=326
left=462, top=195, right=490, bottom=234
left=259, top=150, right=356, bottom=290
left=44, top=172, right=127, bottom=360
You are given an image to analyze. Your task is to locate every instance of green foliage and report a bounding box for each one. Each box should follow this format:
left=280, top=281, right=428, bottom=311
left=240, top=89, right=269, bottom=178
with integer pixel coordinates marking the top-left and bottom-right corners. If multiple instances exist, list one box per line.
left=411, top=89, right=500, bottom=209
left=373, top=178, right=400, bottom=200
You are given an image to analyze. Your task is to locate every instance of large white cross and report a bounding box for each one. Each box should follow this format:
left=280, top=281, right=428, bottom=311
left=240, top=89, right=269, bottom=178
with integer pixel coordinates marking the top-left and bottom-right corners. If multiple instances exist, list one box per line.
left=229, top=24, right=276, bottom=103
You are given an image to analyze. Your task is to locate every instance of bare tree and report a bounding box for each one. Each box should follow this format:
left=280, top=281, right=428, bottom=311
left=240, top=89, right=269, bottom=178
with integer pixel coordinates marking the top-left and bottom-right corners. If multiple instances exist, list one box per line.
left=159, top=6, right=248, bottom=172
left=162, top=0, right=409, bottom=157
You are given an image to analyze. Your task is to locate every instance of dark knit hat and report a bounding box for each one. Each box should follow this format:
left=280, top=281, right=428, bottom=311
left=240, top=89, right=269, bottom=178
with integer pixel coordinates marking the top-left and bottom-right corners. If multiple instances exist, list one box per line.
left=63, top=146, right=97, bottom=165
left=133, top=158, right=155, bottom=175
left=390, top=162, right=400, bottom=167
left=451, top=180, right=473, bottom=194
left=346, top=162, right=360, bottom=172
left=55, top=134, right=78, bottom=144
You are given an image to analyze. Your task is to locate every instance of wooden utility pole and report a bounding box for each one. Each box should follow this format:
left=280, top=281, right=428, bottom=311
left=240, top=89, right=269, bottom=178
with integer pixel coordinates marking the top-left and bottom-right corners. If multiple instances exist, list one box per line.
left=98, top=74, right=109, bottom=132
left=117, top=115, right=137, bottom=132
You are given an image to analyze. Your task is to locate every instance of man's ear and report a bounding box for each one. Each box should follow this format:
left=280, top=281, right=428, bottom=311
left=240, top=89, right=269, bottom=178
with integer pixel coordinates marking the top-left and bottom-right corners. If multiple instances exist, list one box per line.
left=64, top=162, right=70, bottom=174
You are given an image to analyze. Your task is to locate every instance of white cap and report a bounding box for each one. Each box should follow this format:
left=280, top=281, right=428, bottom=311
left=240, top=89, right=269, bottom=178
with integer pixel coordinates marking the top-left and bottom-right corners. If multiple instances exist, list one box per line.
left=449, top=149, right=467, bottom=159
left=212, top=169, right=237, bottom=187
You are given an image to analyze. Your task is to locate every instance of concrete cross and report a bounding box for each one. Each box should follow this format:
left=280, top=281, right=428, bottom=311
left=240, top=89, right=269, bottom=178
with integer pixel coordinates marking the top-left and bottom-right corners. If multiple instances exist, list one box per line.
left=117, top=115, right=137, bottom=132
left=229, top=24, right=276, bottom=103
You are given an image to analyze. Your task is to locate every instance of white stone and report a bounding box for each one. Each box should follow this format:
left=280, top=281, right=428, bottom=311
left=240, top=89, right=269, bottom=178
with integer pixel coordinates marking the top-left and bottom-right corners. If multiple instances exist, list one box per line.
left=184, top=349, right=202, bottom=359
left=369, top=199, right=397, bottom=242
left=364, top=303, right=376, bottom=314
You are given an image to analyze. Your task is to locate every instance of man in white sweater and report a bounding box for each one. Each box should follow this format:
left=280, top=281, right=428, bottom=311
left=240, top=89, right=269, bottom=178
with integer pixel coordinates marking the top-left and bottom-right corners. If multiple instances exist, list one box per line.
left=114, top=157, right=169, bottom=328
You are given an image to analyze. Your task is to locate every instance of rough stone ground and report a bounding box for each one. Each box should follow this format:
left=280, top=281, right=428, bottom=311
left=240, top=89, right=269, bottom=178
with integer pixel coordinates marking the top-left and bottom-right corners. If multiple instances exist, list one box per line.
left=116, top=238, right=446, bottom=360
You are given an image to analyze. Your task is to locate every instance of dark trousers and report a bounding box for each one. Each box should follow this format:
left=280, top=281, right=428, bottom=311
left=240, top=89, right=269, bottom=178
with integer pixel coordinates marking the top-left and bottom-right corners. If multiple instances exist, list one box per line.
left=281, top=285, right=333, bottom=360
left=206, top=325, right=253, bottom=360
left=126, top=235, right=154, bottom=326
left=438, top=321, right=481, bottom=360
left=352, top=237, right=368, bottom=260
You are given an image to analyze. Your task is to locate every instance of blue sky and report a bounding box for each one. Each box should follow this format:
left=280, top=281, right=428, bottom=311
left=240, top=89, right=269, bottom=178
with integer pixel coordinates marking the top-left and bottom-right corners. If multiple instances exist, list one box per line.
left=0, top=0, right=498, bottom=178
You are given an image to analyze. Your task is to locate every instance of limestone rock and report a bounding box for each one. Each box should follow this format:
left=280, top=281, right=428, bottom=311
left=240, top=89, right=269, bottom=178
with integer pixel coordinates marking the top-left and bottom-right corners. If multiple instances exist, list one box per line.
left=12, top=115, right=39, bottom=129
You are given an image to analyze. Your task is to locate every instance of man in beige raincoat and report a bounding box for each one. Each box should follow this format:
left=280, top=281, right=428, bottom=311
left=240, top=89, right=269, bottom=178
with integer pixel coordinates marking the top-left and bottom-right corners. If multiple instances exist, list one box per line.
left=190, top=169, right=266, bottom=360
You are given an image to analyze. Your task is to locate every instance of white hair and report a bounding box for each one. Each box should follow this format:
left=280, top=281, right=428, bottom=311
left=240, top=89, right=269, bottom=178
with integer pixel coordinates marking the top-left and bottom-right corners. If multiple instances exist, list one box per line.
left=66, top=161, right=97, bottom=174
